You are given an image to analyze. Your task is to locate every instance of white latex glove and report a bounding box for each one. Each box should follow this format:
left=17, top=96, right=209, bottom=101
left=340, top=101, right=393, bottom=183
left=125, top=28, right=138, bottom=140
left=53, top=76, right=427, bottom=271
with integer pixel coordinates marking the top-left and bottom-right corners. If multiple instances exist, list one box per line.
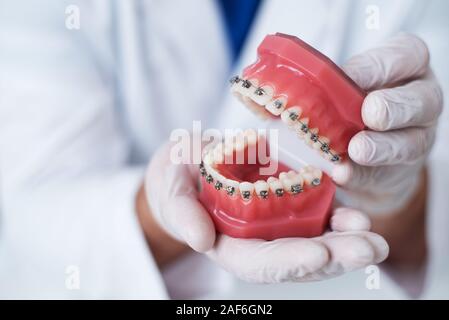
left=334, top=33, right=443, bottom=214
left=145, top=142, right=389, bottom=283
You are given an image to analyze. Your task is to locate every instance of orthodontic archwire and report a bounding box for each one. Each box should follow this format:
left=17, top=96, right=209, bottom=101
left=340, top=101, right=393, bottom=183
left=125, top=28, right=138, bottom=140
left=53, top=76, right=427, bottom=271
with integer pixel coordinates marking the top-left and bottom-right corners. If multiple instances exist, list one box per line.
left=199, top=161, right=306, bottom=199
left=198, top=158, right=319, bottom=199
left=230, top=76, right=341, bottom=163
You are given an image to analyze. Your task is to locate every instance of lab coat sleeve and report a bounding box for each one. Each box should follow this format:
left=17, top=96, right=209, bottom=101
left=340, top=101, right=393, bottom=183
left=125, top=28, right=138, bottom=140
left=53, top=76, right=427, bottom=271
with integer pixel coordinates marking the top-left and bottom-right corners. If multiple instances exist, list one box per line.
left=0, top=1, right=168, bottom=298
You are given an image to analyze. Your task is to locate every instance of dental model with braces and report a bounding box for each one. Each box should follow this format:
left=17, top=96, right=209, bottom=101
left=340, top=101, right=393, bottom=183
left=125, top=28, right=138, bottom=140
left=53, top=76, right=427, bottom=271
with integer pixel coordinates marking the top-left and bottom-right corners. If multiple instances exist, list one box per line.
left=198, top=33, right=365, bottom=240
left=231, top=33, right=366, bottom=162
left=198, top=129, right=336, bottom=240
left=230, top=76, right=341, bottom=162
left=199, top=130, right=323, bottom=201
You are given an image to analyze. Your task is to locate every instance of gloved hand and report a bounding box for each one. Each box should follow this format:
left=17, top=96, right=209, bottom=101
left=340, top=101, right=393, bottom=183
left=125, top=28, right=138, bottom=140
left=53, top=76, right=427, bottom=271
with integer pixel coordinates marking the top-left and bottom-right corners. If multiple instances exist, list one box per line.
left=334, top=33, right=443, bottom=214
left=145, top=142, right=389, bottom=283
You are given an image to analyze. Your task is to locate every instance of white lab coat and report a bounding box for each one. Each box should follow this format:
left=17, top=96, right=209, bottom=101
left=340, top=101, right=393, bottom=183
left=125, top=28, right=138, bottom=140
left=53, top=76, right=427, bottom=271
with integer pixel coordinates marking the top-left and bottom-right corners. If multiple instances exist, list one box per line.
left=0, top=0, right=448, bottom=299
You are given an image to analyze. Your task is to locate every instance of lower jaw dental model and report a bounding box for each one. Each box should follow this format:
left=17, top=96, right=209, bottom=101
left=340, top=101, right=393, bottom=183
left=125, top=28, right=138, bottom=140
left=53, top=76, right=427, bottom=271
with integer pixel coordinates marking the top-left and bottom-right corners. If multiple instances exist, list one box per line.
left=199, top=33, right=366, bottom=240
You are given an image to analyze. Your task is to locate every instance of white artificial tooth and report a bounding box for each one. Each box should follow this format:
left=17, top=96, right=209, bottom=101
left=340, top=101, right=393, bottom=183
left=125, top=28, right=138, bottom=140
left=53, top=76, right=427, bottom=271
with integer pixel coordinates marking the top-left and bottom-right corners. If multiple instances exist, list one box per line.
left=254, top=180, right=270, bottom=199
left=210, top=169, right=219, bottom=182
left=244, top=129, right=258, bottom=145
left=295, top=118, right=310, bottom=137
left=322, top=149, right=340, bottom=162
left=287, top=170, right=297, bottom=177
left=289, top=172, right=304, bottom=193
left=280, top=177, right=295, bottom=194
left=210, top=168, right=223, bottom=182
left=239, top=182, right=254, bottom=200
left=243, top=96, right=270, bottom=120
left=278, top=172, right=288, bottom=181
left=247, top=78, right=258, bottom=88
left=267, top=176, right=278, bottom=185
left=267, top=177, right=284, bottom=197
left=299, top=165, right=312, bottom=175
left=293, top=123, right=305, bottom=139
left=250, top=85, right=274, bottom=106
left=299, top=117, right=309, bottom=125
left=280, top=107, right=302, bottom=127
left=330, top=151, right=341, bottom=163
left=231, top=77, right=249, bottom=94
left=280, top=111, right=293, bottom=126
left=203, top=152, right=214, bottom=165
left=305, top=128, right=319, bottom=146
left=313, top=136, right=330, bottom=151
left=230, top=80, right=241, bottom=94
left=300, top=166, right=322, bottom=186
left=225, top=179, right=240, bottom=196
left=293, top=172, right=304, bottom=184
left=322, top=150, right=334, bottom=161
left=280, top=176, right=291, bottom=190
left=240, top=78, right=258, bottom=96
left=301, top=172, right=315, bottom=185
left=299, top=166, right=313, bottom=181
left=214, top=180, right=224, bottom=190
left=281, top=170, right=298, bottom=180
left=227, top=179, right=240, bottom=189
left=265, top=97, right=287, bottom=116
left=312, top=167, right=323, bottom=181
left=210, top=170, right=225, bottom=190
left=203, top=161, right=213, bottom=176
left=279, top=172, right=302, bottom=194
left=230, top=78, right=244, bottom=94
left=231, top=78, right=255, bottom=96
left=288, top=106, right=303, bottom=119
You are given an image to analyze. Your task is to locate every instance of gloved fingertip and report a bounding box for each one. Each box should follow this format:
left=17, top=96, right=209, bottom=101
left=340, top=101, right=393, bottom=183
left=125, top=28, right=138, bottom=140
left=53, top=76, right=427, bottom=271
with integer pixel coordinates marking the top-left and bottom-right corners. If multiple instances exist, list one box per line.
left=183, top=221, right=216, bottom=253
left=331, top=163, right=352, bottom=186
left=396, top=33, right=430, bottom=73
left=165, top=196, right=216, bottom=252
left=328, top=236, right=376, bottom=270
left=331, top=208, right=371, bottom=232
left=346, top=237, right=376, bottom=268
left=348, top=133, right=375, bottom=165
left=362, top=93, right=389, bottom=131
left=364, top=233, right=390, bottom=264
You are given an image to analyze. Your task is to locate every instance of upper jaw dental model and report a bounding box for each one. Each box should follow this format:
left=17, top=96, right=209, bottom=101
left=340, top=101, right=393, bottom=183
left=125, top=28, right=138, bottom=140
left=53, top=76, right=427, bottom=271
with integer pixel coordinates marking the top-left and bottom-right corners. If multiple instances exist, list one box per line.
left=199, top=33, right=366, bottom=240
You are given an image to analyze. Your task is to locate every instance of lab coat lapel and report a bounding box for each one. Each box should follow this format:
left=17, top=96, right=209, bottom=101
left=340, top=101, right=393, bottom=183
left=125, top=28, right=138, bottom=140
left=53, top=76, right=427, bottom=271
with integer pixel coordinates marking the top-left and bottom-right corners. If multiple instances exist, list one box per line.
left=117, top=0, right=229, bottom=159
